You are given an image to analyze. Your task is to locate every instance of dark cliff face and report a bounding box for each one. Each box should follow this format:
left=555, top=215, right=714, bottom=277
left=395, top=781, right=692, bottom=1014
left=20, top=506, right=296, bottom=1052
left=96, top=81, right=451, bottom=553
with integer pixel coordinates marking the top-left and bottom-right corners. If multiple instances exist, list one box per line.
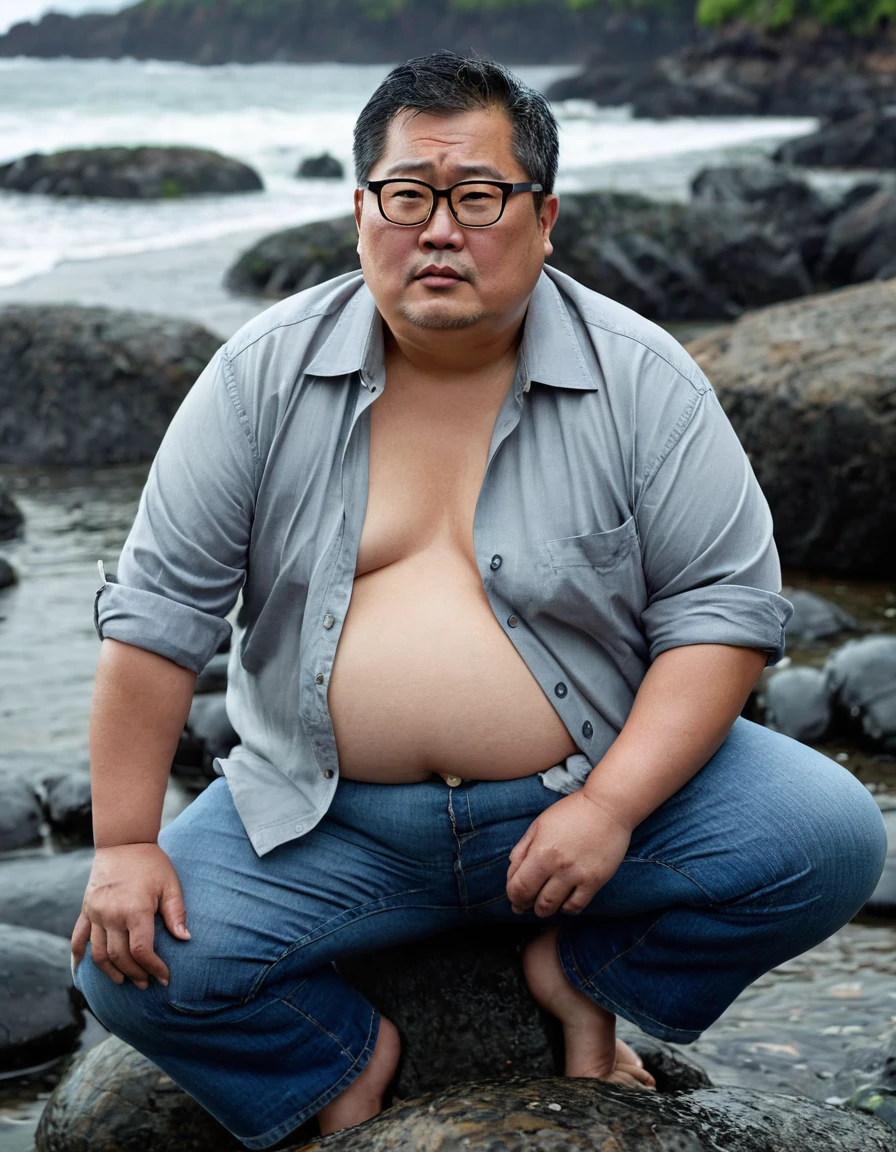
left=0, top=1, right=697, bottom=66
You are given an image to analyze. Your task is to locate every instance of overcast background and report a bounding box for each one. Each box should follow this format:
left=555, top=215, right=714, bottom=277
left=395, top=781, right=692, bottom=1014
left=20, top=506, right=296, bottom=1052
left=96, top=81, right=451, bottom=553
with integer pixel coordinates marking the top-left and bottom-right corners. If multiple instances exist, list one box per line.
left=1, top=0, right=126, bottom=35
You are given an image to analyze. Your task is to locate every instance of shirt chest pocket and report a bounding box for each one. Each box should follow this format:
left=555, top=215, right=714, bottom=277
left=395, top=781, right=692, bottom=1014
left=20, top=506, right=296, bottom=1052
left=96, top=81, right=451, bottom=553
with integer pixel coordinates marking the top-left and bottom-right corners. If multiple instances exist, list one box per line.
left=536, top=516, right=646, bottom=637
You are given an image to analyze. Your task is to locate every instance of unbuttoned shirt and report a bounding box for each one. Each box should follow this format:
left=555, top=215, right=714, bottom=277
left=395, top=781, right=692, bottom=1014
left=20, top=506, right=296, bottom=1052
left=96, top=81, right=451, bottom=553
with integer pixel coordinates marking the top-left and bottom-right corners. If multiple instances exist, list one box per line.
left=95, top=265, right=792, bottom=856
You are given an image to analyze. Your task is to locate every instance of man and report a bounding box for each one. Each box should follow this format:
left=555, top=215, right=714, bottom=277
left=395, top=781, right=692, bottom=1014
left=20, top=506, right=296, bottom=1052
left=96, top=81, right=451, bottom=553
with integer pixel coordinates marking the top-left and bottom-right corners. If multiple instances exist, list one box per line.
left=72, top=52, right=887, bottom=1148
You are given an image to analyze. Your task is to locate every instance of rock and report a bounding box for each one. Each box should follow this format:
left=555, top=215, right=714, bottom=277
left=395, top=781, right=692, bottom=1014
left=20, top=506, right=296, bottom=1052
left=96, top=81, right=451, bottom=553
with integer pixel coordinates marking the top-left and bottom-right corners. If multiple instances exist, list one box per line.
left=0, top=146, right=263, bottom=199
left=833, top=1029, right=896, bottom=1100
left=0, top=849, right=94, bottom=938
left=547, top=191, right=813, bottom=323
left=0, top=305, right=220, bottom=466
left=34, top=1036, right=247, bottom=1152
left=0, top=556, right=17, bottom=590
left=0, top=923, right=85, bottom=1074
left=775, top=111, right=896, bottom=170
left=296, top=152, right=344, bottom=180
left=44, top=773, right=93, bottom=844
left=0, top=770, right=44, bottom=852
left=785, top=589, right=857, bottom=643
left=292, top=1077, right=896, bottom=1151
left=826, top=636, right=896, bottom=752
left=686, top=280, right=896, bottom=576
left=224, top=215, right=360, bottom=298
left=194, top=651, right=229, bottom=695
left=0, top=477, right=25, bottom=540
left=547, top=28, right=896, bottom=121
left=763, top=667, right=832, bottom=743
left=821, top=186, right=896, bottom=287
left=173, top=694, right=238, bottom=784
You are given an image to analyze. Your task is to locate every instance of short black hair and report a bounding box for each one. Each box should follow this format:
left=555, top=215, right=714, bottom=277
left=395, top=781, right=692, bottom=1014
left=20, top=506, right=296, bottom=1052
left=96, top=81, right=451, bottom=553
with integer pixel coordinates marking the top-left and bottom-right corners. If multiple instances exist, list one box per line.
left=353, top=51, right=559, bottom=210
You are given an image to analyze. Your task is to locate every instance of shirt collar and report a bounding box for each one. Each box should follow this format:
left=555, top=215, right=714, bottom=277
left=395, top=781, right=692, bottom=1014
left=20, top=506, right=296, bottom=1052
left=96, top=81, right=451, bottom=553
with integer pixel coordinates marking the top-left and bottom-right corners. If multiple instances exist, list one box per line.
left=305, top=268, right=597, bottom=393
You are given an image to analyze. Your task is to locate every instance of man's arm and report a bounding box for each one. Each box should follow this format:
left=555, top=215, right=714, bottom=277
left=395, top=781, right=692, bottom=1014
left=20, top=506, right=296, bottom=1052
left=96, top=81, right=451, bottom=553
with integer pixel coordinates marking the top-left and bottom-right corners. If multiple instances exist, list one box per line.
left=71, top=639, right=197, bottom=988
left=506, top=642, right=766, bottom=917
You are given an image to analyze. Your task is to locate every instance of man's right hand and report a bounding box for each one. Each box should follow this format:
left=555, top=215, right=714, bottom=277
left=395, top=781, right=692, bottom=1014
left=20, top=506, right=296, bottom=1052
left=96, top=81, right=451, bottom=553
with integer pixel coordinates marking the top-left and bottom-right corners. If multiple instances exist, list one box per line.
left=71, top=842, right=191, bottom=990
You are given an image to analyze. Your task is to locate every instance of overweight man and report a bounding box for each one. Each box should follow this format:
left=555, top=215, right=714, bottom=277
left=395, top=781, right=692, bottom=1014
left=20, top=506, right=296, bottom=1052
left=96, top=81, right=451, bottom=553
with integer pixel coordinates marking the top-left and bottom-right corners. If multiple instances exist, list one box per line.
left=72, top=52, right=887, bottom=1149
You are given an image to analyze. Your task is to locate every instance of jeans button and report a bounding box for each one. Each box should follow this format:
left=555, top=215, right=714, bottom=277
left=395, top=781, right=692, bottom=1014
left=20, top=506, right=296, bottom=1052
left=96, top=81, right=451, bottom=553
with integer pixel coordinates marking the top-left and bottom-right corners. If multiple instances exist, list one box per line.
left=582, top=721, right=593, bottom=739
left=444, top=774, right=463, bottom=787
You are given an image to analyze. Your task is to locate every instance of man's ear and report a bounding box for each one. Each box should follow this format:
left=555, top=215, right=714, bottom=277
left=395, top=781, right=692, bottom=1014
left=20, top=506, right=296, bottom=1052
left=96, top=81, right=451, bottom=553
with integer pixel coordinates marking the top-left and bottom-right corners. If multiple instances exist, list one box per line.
left=354, top=188, right=364, bottom=256
left=541, top=193, right=560, bottom=259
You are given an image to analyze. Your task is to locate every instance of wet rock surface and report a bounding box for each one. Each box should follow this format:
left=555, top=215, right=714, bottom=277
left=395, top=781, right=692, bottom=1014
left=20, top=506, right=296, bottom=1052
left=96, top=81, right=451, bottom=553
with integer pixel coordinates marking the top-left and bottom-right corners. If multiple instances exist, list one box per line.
left=43, top=772, right=93, bottom=845
left=548, top=29, right=896, bottom=121
left=0, top=923, right=85, bottom=1074
left=775, top=110, right=896, bottom=170
left=0, top=146, right=263, bottom=199
left=0, top=477, right=24, bottom=540
left=763, top=666, right=832, bottom=742
left=821, top=185, right=896, bottom=286
left=173, top=693, right=239, bottom=785
left=297, top=153, right=344, bottom=180
left=686, top=280, right=896, bottom=577
left=294, top=1076, right=896, bottom=1151
left=0, top=770, right=44, bottom=852
left=0, top=305, right=220, bottom=466
left=0, top=555, right=16, bottom=589
left=224, top=214, right=359, bottom=298
left=193, top=651, right=230, bottom=695
left=827, top=637, right=896, bottom=753
left=861, top=808, right=896, bottom=921
left=0, top=849, right=94, bottom=938
left=786, top=589, right=858, bottom=644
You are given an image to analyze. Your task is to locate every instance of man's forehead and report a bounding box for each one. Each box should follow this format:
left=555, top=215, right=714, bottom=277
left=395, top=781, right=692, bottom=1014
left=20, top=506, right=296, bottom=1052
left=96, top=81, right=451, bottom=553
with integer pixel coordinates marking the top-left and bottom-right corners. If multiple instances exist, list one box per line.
left=374, top=107, right=517, bottom=178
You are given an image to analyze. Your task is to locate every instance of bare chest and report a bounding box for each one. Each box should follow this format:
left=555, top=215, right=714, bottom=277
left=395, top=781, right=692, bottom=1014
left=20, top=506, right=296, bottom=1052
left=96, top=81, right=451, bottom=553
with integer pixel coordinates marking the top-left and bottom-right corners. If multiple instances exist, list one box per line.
left=355, top=385, right=504, bottom=577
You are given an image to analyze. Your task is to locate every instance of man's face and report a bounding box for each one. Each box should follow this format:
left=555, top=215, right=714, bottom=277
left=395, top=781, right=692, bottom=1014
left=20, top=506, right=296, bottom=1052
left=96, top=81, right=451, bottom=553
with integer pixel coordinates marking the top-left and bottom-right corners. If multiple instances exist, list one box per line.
left=354, top=106, right=559, bottom=336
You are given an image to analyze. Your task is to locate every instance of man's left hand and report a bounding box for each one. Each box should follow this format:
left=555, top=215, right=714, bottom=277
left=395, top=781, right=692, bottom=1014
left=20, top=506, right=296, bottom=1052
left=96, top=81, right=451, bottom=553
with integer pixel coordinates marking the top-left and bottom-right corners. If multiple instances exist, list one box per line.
left=506, top=790, right=631, bottom=917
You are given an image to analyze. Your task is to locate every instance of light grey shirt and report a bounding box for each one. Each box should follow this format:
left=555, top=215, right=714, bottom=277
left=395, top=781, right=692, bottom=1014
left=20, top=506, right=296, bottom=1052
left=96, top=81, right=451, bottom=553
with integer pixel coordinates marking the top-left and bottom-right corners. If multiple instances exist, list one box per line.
left=95, top=266, right=791, bottom=856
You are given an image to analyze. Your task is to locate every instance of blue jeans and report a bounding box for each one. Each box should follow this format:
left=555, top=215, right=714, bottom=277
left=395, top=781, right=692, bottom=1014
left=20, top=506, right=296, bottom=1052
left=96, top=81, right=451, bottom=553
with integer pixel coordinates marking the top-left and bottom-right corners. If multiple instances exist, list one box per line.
left=74, top=719, right=887, bottom=1149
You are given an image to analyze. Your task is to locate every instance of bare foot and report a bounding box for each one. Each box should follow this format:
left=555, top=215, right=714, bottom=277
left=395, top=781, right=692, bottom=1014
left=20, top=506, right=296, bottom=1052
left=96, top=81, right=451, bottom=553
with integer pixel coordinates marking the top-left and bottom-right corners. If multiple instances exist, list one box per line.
left=316, top=1014, right=401, bottom=1135
left=522, top=927, right=655, bottom=1090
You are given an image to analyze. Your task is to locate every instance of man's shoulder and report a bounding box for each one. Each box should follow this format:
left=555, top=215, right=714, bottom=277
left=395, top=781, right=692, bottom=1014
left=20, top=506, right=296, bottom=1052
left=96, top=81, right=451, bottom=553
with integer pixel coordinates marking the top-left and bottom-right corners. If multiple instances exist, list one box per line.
left=542, top=266, right=711, bottom=397
left=223, top=270, right=367, bottom=364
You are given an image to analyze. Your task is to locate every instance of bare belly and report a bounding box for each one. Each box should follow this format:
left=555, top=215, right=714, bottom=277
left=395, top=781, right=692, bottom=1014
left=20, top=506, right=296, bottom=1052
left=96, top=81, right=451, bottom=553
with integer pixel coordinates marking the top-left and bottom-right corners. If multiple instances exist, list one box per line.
left=327, top=541, right=578, bottom=783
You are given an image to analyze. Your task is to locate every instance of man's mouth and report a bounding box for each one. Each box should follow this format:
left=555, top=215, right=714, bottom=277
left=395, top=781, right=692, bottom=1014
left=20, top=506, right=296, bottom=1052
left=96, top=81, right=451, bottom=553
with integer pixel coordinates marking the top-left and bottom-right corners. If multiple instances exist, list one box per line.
left=414, top=265, right=466, bottom=286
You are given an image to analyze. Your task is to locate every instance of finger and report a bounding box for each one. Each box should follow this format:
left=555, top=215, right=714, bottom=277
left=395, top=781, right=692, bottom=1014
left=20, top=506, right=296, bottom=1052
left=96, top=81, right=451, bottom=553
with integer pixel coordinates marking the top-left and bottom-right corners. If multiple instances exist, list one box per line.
left=89, top=923, right=124, bottom=986
left=128, top=922, right=170, bottom=987
left=105, top=926, right=151, bottom=989
left=71, top=911, right=91, bottom=964
left=561, top=883, right=596, bottom=916
left=532, top=876, right=575, bottom=918
left=507, top=827, right=535, bottom=880
left=507, top=855, right=553, bottom=912
left=160, top=881, right=191, bottom=942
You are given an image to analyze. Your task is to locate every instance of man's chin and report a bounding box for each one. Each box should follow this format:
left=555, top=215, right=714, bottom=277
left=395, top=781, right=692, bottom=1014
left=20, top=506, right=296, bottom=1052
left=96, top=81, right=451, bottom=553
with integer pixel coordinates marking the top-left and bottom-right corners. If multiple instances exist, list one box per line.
left=397, top=301, right=488, bottom=331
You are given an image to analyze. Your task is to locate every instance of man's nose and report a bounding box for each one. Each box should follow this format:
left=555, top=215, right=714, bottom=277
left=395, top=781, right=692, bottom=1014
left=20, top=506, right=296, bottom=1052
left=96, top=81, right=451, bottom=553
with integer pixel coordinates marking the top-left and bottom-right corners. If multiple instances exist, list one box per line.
left=418, top=195, right=464, bottom=250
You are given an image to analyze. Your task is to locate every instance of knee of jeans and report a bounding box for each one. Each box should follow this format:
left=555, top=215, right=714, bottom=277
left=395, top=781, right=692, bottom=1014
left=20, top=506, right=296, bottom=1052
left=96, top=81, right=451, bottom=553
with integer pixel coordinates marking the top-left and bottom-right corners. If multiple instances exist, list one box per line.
left=73, top=943, right=171, bottom=1042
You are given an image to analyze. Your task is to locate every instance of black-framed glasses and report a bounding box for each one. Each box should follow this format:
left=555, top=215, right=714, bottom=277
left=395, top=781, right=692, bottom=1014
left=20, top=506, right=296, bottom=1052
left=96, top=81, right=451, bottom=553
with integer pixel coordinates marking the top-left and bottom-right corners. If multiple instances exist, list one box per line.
left=362, top=177, right=543, bottom=228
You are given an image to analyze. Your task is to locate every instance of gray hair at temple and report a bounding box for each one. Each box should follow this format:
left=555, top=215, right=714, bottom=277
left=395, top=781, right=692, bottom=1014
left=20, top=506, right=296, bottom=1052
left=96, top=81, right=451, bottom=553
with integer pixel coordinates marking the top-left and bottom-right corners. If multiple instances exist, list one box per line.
left=352, top=51, right=559, bottom=212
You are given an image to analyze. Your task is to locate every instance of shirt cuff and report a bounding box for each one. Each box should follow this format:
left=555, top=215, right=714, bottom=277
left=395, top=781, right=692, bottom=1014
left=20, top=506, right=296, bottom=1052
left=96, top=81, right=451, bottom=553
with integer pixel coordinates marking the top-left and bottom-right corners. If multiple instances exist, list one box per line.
left=642, top=585, right=792, bottom=666
left=94, top=578, right=231, bottom=674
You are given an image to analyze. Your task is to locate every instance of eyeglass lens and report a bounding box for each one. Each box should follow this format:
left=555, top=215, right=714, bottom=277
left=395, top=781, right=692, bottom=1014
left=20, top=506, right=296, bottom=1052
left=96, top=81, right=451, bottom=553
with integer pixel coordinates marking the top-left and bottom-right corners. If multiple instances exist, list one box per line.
left=380, top=181, right=504, bottom=226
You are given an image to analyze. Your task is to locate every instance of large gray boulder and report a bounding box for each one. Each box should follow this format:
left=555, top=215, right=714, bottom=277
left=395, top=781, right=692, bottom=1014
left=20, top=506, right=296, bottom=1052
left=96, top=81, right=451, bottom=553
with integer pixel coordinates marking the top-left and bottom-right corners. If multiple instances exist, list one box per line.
left=822, top=187, right=896, bottom=286
left=0, top=146, right=263, bottom=199
left=686, top=279, right=896, bottom=576
left=225, top=215, right=360, bottom=298
left=775, top=111, right=896, bottom=170
left=0, top=923, right=85, bottom=1074
left=826, top=636, right=896, bottom=753
left=0, top=305, right=220, bottom=466
left=0, top=849, right=94, bottom=938
left=0, top=769, right=44, bottom=852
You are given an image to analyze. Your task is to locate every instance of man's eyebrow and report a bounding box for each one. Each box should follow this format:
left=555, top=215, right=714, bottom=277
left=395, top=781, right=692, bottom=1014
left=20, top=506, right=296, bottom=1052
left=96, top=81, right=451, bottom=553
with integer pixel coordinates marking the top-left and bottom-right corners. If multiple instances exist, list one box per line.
left=382, top=159, right=506, bottom=180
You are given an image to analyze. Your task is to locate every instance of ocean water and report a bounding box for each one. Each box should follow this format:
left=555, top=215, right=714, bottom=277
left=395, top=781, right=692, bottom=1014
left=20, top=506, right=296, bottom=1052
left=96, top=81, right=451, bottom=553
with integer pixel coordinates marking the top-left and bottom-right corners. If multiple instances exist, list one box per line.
left=0, top=57, right=819, bottom=288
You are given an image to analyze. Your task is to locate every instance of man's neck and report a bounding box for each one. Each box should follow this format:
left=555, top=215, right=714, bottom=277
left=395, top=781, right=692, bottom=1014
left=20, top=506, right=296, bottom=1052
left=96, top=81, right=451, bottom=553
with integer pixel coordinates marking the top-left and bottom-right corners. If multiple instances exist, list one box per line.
left=382, top=310, right=527, bottom=388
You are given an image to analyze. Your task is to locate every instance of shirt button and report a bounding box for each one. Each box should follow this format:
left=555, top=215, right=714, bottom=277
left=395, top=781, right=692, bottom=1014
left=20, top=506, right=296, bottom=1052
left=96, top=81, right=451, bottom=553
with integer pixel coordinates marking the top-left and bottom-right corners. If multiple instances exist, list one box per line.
left=323, top=614, right=335, bottom=629
left=294, top=823, right=305, bottom=834
left=582, top=721, right=593, bottom=739
left=322, top=768, right=334, bottom=779
left=490, top=555, right=502, bottom=570
left=314, top=673, right=324, bottom=685
left=507, top=615, right=519, bottom=628
left=554, top=682, right=568, bottom=698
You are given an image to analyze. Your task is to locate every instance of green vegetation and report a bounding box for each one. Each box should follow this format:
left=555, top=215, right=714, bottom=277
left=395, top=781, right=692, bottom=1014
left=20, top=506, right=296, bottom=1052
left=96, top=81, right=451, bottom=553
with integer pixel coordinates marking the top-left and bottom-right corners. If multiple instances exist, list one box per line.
left=138, top=0, right=896, bottom=33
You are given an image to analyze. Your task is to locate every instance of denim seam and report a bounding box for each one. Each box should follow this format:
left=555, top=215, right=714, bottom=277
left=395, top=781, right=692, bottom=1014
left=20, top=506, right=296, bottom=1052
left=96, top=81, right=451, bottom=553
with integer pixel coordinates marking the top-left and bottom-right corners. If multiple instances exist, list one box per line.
left=625, top=855, right=722, bottom=908
left=281, top=995, right=359, bottom=1061
left=577, top=908, right=673, bottom=987
left=447, top=790, right=469, bottom=905
left=242, top=1006, right=379, bottom=1149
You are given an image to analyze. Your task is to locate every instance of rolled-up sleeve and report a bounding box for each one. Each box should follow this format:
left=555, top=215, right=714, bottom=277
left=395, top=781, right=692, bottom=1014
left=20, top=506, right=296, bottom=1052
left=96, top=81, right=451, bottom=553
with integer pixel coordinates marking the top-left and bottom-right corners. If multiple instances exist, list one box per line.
left=636, top=384, right=792, bottom=665
left=95, top=345, right=258, bottom=673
